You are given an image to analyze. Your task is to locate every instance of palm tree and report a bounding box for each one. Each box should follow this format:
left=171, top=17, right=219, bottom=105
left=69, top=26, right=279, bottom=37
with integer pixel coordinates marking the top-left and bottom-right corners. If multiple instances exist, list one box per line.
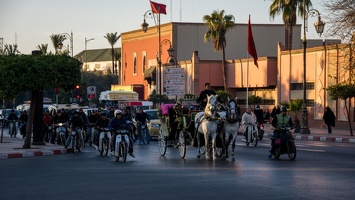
left=3, top=44, right=21, bottom=55
left=268, top=0, right=312, bottom=50
left=50, top=34, right=65, bottom=55
left=104, top=32, right=121, bottom=75
left=36, top=44, right=48, bottom=55
left=203, top=10, right=235, bottom=91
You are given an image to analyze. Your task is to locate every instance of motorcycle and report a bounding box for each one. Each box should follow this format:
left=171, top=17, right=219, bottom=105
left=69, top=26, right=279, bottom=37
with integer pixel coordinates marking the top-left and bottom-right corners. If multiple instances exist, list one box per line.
left=85, top=123, right=96, bottom=147
left=114, top=128, right=130, bottom=162
left=269, top=126, right=297, bottom=160
left=69, top=127, right=83, bottom=154
left=257, top=123, right=264, bottom=140
left=43, top=124, right=52, bottom=142
left=137, top=122, right=149, bottom=145
left=53, top=123, right=67, bottom=146
left=98, top=127, right=111, bottom=156
left=8, top=120, right=17, bottom=137
left=242, top=123, right=258, bottom=146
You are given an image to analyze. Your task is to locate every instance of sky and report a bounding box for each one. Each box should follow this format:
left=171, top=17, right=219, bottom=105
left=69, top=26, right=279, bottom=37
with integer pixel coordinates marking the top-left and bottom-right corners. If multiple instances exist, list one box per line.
left=0, top=0, right=329, bottom=56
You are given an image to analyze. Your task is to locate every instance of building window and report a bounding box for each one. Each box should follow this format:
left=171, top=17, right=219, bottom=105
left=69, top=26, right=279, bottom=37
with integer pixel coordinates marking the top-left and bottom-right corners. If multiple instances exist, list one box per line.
left=133, top=53, right=137, bottom=75
left=261, top=99, right=275, bottom=105
left=290, top=82, right=314, bottom=90
left=142, top=52, right=146, bottom=74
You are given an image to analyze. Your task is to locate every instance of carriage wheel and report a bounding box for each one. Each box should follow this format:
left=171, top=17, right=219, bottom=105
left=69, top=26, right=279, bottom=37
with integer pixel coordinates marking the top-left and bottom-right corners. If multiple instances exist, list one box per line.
left=158, top=127, right=167, bottom=156
left=178, top=131, right=186, bottom=159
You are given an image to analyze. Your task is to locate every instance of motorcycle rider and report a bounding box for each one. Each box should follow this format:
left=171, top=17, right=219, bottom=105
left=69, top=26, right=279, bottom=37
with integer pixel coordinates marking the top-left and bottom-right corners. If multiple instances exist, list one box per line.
left=52, top=110, right=68, bottom=145
left=107, top=107, right=115, bottom=119
left=110, top=110, right=135, bottom=157
left=135, top=107, right=151, bottom=144
left=122, top=108, right=136, bottom=141
left=268, top=106, right=294, bottom=158
left=65, top=110, right=84, bottom=148
left=254, top=104, right=264, bottom=138
left=241, top=107, right=257, bottom=141
left=87, top=110, right=99, bottom=145
left=95, top=112, right=112, bottom=152
left=19, top=110, right=28, bottom=138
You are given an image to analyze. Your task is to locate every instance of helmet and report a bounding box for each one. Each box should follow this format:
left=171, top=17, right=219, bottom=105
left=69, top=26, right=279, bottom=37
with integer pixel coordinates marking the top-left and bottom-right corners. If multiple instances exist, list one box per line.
left=114, top=110, right=122, bottom=116
left=281, top=106, right=287, bottom=112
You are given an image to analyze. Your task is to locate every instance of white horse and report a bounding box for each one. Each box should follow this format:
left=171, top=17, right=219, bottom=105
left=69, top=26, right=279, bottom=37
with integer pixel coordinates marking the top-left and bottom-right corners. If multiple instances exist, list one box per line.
left=218, top=98, right=241, bottom=161
left=195, top=94, right=220, bottom=161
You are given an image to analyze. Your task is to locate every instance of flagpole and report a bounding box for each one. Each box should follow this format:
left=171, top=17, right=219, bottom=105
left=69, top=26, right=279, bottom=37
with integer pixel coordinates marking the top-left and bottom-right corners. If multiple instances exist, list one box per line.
left=246, top=53, right=249, bottom=109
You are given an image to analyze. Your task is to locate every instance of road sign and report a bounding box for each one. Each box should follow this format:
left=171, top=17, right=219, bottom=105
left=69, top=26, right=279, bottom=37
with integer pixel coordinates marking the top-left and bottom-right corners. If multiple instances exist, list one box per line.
left=87, top=86, right=96, bottom=98
left=164, top=67, right=185, bottom=96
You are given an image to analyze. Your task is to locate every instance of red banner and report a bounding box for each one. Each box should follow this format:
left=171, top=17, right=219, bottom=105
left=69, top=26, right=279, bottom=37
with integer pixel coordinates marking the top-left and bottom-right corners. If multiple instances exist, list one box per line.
left=248, top=16, right=258, bottom=68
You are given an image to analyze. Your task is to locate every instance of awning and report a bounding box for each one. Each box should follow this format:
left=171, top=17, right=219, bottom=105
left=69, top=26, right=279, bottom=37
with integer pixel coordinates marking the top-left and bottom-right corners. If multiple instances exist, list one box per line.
left=144, top=66, right=156, bottom=78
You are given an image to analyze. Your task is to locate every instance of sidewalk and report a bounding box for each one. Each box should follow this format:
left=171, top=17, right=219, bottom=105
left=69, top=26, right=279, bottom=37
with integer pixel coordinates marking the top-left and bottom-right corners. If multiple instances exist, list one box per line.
left=0, top=125, right=354, bottom=159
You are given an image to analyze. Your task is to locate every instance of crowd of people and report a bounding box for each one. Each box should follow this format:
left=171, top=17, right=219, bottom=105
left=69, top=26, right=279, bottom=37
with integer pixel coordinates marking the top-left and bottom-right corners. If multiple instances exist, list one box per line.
left=38, top=106, right=151, bottom=158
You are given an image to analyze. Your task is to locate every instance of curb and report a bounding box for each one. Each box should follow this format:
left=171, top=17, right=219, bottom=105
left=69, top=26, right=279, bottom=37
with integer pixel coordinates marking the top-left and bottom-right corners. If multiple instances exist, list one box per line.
left=0, top=148, right=71, bottom=159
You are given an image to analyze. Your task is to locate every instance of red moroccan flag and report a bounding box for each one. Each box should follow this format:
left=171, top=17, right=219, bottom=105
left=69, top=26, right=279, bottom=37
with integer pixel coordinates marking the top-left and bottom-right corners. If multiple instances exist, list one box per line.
left=150, top=0, right=167, bottom=15
left=248, top=15, right=258, bottom=68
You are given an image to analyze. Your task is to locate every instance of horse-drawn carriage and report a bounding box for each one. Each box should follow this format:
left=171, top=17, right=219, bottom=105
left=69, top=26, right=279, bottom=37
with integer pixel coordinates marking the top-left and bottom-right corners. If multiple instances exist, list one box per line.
left=158, top=95, right=241, bottom=161
left=158, top=100, right=201, bottom=158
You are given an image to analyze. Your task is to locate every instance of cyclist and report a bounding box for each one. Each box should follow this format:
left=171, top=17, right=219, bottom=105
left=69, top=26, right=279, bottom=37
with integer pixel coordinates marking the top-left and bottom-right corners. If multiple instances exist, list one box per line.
left=110, top=110, right=135, bottom=157
left=65, top=110, right=84, bottom=148
left=95, top=112, right=111, bottom=152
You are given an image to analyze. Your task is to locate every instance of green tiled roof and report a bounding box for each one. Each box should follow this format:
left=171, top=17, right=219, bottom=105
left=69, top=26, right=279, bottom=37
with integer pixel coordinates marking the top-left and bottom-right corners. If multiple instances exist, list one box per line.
left=74, top=48, right=121, bottom=62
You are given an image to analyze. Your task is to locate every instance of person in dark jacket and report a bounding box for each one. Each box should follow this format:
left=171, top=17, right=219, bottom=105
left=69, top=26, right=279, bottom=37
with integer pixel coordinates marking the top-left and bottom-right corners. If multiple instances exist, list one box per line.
left=323, top=106, right=335, bottom=134
left=197, top=83, right=216, bottom=110
left=65, top=110, right=84, bottom=148
left=135, top=108, right=151, bottom=144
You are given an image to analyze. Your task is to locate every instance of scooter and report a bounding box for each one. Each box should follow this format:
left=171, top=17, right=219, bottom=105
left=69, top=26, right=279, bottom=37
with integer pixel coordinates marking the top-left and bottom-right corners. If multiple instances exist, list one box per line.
left=269, top=126, right=297, bottom=160
left=53, top=123, right=67, bottom=146
left=257, top=123, right=264, bottom=140
left=242, top=123, right=258, bottom=146
left=114, top=129, right=130, bottom=162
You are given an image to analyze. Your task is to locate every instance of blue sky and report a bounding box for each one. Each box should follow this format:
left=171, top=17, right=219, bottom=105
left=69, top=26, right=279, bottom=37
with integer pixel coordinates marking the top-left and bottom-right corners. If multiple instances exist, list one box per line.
left=0, top=0, right=328, bottom=55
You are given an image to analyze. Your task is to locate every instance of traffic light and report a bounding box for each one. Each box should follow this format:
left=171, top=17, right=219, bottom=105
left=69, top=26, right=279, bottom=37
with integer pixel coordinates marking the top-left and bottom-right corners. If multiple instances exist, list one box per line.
left=88, top=94, right=95, bottom=99
left=75, top=85, right=80, bottom=99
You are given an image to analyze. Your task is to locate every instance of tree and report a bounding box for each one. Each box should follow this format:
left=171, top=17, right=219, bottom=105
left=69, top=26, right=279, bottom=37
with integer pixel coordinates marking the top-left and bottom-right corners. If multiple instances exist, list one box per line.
left=203, top=10, right=235, bottom=91
left=148, top=94, right=169, bottom=108
left=50, top=34, right=65, bottom=55
left=104, top=32, right=121, bottom=75
left=248, top=95, right=262, bottom=108
left=326, top=84, right=355, bottom=136
left=281, top=99, right=303, bottom=133
left=267, top=0, right=312, bottom=50
left=323, top=0, right=355, bottom=40
left=2, top=44, right=21, bottom=55
left=0, top=54, right=82, bottom=148
left=114, top=50, right=120, bottom=76
left=216, top=90, right=232, bottom=104
left=37, top=44, right=49, bottom=55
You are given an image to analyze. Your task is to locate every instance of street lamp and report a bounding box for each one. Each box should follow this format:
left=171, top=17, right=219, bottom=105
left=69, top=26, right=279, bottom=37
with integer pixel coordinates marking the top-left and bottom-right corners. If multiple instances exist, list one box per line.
left=301, top=4, right=325, bottom=134
left=142, top=9, right=163, bottom=104
left=85, top=37, right=95, bottom=71
left=57, top=31, right=73, bottom=57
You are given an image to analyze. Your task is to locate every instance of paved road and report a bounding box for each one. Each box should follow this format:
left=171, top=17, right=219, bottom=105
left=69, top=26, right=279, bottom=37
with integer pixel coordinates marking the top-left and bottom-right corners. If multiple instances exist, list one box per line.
left=1, top=139, right=354, bottom=200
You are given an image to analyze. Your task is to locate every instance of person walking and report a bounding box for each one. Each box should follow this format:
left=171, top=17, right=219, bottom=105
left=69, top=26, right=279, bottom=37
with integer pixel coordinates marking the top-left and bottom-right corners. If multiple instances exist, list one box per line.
left=323, top=106, right=335, bottom=134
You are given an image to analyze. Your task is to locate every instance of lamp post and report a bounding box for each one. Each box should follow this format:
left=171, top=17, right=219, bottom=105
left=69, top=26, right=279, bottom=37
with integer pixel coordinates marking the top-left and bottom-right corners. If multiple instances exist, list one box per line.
left=142, top=9, right=163, bottom=104
left=58, top=31, right=73, bottom=57
left=301, top=4, right=325, bottom=134
left=85, top=37, right=95, bottom=71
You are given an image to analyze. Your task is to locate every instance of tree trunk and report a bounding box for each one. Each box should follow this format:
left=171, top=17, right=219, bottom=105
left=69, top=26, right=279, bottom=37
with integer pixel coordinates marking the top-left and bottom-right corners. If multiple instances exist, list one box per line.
left=32, top=90, right=44, bottom=145
left=222, top=46, right=227, bottom=91
left=111, top=47, right=115, bottom=75
left=345, top=103, right=353, bottom=136
left=288, top=25, right=293, bottom=50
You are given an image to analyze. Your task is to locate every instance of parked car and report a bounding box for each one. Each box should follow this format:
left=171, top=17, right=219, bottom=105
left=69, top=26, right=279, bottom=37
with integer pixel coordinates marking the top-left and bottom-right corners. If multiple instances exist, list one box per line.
left=0, top=109, right=21, bottom=127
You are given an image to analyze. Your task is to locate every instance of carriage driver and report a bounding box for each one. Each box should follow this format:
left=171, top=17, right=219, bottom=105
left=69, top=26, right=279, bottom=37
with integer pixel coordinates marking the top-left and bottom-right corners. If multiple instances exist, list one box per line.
left=197, top=82, right=216, bottom=110
left=110, top=110, right=135, bottom=158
